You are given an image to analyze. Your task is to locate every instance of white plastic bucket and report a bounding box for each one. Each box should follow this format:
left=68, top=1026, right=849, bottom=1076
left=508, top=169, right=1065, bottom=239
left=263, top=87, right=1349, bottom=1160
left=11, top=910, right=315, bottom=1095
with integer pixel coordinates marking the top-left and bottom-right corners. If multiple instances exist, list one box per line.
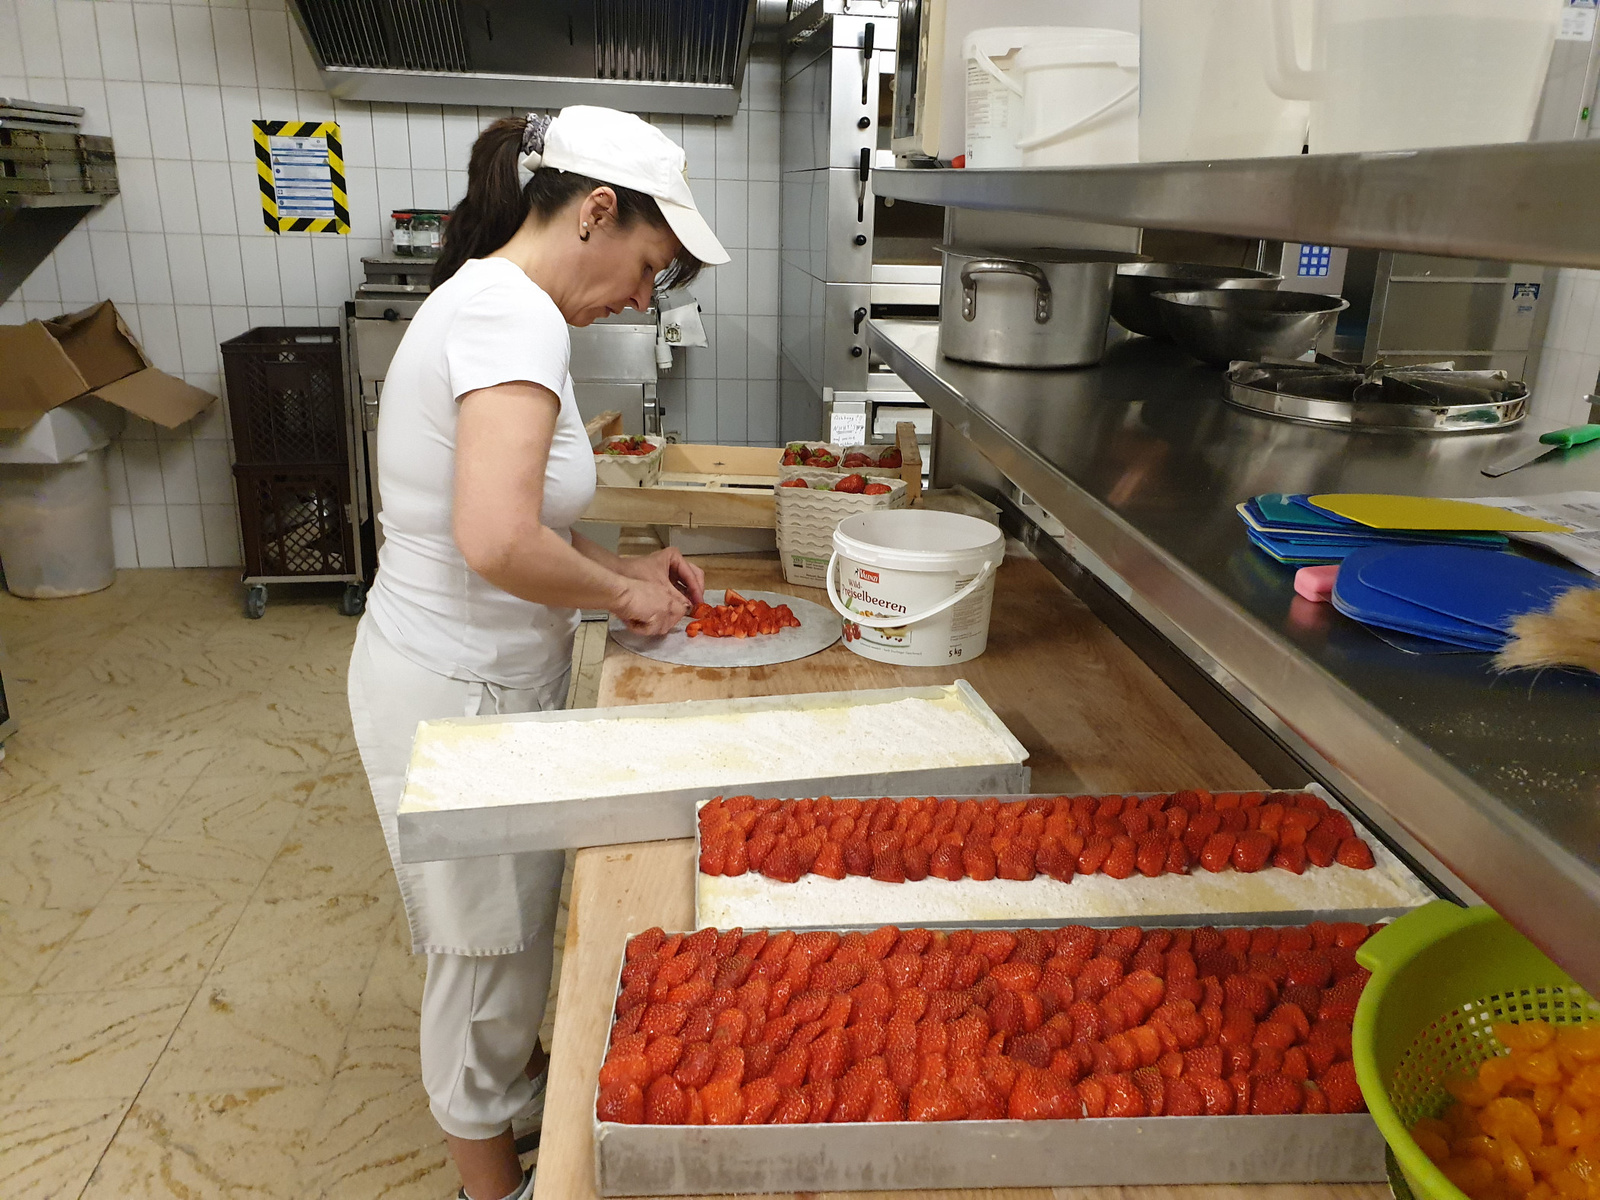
left=1139, top=0, right=1311, bottom=162
left=1014, top=29, right=1140, bottom=167
left=963, top=26, right=1058, bottom=169
left=1270, top=0, right=1563, bottom=154
left=0, top=448, right=116, bottom=598
left=826, top=509, right=1004, bottom=667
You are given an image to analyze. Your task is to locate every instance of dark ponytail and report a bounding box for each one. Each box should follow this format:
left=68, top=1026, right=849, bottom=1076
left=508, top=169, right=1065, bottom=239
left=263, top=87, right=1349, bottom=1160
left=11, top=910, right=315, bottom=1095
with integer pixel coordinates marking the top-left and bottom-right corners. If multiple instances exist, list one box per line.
left=432, top=115, right=702, bottom=292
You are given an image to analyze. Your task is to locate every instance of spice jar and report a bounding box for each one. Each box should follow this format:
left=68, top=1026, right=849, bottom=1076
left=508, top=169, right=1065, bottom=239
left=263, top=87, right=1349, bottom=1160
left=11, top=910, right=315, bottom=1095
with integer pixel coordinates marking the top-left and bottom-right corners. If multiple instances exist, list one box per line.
left=411, top=211, right=442, bottom=258
left=391, top=211, right=414, bottom=257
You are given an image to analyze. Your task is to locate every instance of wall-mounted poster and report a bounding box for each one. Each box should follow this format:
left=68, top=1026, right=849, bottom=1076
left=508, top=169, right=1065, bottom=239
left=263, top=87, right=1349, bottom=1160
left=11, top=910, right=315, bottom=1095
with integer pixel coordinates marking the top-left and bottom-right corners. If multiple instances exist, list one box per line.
left=254, top=119, right=348, bottom=234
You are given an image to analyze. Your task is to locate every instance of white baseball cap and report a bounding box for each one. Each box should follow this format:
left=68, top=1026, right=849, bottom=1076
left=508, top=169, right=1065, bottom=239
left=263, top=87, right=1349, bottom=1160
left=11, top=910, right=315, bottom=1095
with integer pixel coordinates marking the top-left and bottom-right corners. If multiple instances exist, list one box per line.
left=519, top=105, right=729, bottom=266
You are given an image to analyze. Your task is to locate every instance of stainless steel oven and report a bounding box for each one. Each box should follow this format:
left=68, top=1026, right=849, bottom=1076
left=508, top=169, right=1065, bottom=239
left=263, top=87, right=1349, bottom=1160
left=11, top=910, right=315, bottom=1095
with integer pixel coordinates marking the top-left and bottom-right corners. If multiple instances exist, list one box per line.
left=347, top=257, right=662, bottom=552
left=779, top=0, right=942, bottom=466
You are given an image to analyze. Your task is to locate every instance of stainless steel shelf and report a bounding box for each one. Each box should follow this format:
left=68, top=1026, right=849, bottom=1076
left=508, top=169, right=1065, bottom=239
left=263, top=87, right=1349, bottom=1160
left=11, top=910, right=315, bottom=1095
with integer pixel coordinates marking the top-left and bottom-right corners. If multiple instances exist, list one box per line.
left=875, top=141, right=1600, bottom=269
left=869, top=317, right=1600, bottom=988
left=0, top=191, right=114, bottom=209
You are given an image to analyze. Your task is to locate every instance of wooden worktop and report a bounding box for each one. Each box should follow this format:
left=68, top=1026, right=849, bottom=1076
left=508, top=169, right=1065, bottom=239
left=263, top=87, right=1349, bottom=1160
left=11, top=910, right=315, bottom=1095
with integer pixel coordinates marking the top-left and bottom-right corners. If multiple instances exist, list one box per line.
left=532, top=552, right=1385, bottom=1200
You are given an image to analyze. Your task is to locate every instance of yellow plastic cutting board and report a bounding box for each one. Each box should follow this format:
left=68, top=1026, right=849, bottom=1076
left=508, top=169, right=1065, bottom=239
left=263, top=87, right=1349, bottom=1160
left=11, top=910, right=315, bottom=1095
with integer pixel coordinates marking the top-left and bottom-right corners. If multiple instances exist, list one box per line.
left=1308, top=494, right=1567, bottom=533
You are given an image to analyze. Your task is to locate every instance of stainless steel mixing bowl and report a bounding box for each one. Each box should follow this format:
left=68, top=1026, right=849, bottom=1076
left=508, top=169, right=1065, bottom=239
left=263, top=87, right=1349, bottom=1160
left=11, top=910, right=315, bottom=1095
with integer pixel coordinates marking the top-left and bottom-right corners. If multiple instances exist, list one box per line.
left=1152, top=289, right=1349, bottom=367
left=1111, top=262, right=1282, bottom=338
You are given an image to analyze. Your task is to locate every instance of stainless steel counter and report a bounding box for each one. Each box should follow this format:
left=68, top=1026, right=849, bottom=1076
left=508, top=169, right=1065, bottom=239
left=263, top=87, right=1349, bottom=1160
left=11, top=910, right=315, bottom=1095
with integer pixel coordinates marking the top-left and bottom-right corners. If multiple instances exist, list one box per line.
left=869, top=317, right=1600, bottom=988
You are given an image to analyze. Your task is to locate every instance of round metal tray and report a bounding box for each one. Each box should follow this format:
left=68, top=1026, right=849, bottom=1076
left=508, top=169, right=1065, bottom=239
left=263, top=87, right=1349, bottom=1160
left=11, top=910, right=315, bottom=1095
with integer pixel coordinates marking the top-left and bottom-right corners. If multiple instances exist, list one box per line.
left=1225, top=362, right=1528, bottom=433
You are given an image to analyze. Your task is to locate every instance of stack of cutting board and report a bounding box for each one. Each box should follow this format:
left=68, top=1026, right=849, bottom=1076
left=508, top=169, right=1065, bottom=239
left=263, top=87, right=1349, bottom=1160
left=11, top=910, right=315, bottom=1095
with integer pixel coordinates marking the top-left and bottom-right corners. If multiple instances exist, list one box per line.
left=1250, top=494, right=1591, bottom=651
left=1238, top=493, right=1508, bottom=565
left=1240, top=493, right=1593, bottom=650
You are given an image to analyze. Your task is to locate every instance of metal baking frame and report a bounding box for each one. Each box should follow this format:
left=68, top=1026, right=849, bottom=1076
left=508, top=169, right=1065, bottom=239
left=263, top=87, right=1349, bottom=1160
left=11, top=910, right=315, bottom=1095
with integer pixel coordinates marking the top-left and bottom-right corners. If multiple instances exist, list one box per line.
left=396, top=682, right=1029, bottom=863
left=591, top=922, right=1387, bottom=1196
left=692, top=785, right=1441, bottom=933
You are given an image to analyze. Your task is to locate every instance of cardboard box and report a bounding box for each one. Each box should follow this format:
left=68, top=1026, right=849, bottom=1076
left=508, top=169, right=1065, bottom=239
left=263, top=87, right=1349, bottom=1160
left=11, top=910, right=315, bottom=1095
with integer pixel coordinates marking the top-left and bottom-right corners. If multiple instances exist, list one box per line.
left=0, top=301, right=216, bottom=432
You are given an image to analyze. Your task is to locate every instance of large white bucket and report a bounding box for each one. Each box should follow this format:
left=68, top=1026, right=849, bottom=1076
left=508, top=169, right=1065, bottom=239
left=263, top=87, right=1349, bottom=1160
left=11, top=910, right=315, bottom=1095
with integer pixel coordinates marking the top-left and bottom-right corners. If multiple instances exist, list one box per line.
left=1271, top=0, right=1563, bottom=154
left=1139, top=0, right=1311, bottom=162
left=964, top=26, right=1058, bottom=169
left=827, top=510, right=1004, bottom=667
left=1014, top=29, right=1140, bottom=167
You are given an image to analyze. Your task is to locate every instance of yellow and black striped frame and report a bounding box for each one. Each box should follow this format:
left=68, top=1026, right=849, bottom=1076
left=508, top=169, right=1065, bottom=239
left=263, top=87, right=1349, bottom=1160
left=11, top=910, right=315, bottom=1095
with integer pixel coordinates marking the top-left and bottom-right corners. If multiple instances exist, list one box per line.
left=254, top=119, right=349, bottom=235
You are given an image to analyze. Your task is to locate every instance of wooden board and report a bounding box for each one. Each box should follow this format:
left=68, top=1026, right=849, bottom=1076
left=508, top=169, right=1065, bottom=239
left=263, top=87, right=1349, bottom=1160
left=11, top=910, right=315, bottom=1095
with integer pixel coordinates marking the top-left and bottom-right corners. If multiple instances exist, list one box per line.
left=599, top=552, right=1256, bottom=797
left=582, top=434, right=926, bottom=531
left=532, top=552, right=1389, bottom=1199
left=583, top=485, right=777, bottom=529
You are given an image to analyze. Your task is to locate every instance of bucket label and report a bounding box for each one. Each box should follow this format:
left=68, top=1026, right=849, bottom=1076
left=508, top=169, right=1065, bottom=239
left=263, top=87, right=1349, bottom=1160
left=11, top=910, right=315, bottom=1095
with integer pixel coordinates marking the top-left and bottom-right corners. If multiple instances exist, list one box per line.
left=841, top=571, right=910, bottom=618
left=837, top=560, right=995, bottom=665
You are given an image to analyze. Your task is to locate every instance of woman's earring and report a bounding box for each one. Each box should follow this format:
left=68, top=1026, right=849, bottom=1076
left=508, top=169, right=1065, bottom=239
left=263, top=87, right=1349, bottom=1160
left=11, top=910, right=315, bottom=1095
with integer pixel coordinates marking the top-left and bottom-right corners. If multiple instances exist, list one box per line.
left=580, top=221, right=590, bottom=242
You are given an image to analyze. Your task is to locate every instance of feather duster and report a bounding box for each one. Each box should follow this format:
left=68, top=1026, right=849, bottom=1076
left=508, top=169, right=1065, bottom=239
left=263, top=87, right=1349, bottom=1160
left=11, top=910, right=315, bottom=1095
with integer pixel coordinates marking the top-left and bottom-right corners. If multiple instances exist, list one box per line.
left=1494, top=585, right=1600, bottom=676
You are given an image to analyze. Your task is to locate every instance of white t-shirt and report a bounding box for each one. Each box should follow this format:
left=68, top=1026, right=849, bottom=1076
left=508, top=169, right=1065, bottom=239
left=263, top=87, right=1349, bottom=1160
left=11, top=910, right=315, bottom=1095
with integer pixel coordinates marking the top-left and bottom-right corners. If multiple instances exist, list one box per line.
left=366, top=257, right=597, bottom=690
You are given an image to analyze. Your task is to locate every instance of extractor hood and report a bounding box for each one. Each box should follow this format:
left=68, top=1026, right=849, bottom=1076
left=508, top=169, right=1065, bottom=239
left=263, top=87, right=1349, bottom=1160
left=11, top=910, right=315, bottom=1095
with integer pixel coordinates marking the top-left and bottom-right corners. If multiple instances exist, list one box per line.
left=290, top=0, right=768, bottom=116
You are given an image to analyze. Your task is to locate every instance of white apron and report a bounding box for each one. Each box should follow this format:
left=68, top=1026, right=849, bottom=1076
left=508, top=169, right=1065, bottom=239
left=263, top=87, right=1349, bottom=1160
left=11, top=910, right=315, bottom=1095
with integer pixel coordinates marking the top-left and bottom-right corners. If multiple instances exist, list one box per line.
left=347, top=617, right=568, bottom=956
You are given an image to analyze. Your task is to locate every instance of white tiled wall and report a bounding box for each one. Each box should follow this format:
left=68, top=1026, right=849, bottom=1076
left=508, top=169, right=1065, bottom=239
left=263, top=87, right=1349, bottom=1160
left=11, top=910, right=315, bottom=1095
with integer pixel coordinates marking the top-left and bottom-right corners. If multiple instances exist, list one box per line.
left=0, top=0, right=780, bottom=569
left=1533, top=268, right=1600, bottom=425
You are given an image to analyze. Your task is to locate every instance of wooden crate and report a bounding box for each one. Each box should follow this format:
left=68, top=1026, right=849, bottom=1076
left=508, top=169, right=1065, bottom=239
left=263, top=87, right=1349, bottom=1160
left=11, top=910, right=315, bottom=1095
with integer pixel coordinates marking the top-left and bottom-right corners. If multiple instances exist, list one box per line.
left=579, top=419, right=928, bottom=534
left=579, top=421, right=923, bottom=530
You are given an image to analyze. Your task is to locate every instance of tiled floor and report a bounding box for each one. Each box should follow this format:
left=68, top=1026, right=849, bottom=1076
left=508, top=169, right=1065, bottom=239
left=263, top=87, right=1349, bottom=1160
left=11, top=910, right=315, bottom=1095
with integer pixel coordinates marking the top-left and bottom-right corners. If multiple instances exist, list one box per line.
left=0, top=569, right=593, bottom=1199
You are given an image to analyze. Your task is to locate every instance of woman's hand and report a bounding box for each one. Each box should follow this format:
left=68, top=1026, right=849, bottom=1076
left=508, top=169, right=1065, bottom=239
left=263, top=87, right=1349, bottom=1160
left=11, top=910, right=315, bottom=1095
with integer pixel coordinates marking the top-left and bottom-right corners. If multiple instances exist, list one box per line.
left=611, top=574, right=693, bottom=636
left=616, top=547, right=706, bottom=609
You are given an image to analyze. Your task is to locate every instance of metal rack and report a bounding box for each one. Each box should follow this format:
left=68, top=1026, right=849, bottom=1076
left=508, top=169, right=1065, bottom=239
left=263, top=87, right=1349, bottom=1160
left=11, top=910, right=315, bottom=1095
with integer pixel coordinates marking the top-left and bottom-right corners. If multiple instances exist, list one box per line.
left=1, top=109, right=119, bottom=305
left=874, top=140, right=1600, bottom=271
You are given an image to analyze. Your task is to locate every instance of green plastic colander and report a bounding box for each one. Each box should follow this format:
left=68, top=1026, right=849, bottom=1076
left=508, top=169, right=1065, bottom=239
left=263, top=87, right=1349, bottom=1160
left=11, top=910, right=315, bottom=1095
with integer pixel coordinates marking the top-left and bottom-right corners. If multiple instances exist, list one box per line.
left=1353, top=900, right=1600, bottom=1200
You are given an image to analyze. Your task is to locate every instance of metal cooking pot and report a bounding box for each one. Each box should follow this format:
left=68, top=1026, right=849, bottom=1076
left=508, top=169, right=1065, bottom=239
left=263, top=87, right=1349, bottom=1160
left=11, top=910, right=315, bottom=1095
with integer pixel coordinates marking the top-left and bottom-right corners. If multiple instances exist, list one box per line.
left=938, top=245, right=1144, bottom=369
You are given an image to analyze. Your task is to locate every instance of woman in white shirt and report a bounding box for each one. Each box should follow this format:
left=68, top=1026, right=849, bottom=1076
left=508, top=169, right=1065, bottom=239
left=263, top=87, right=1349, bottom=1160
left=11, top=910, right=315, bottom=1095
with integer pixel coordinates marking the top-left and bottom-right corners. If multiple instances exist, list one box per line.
left=347, top=106, right=727, bottom=1200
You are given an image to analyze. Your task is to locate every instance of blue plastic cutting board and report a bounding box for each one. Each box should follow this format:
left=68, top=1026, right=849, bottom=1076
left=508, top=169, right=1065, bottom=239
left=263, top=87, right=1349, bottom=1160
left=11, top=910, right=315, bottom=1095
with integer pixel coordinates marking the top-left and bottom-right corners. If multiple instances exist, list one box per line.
left=1331, top=582, right=1504, bottom=649
left=1264, top=494, right=1360, bottom=530
left=1246, top=528, right=1339, bottom=566
left=1354, top=544, right=1593, bottom=634
left=1333, top=550, right=1505, bottom=650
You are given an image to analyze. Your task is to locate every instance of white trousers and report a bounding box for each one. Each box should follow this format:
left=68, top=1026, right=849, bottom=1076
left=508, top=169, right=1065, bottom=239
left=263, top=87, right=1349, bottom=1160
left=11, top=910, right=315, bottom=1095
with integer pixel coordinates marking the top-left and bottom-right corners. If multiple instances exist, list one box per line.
left=347, top=617, right=568, bottom=1139
left=420, top=945, right=549, bottom=1140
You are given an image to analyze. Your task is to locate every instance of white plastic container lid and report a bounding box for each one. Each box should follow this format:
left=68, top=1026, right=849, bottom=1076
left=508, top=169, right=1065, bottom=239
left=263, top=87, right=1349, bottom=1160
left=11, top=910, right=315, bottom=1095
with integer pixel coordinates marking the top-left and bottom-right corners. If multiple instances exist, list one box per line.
left=833, top=509, right=1004, bottom=574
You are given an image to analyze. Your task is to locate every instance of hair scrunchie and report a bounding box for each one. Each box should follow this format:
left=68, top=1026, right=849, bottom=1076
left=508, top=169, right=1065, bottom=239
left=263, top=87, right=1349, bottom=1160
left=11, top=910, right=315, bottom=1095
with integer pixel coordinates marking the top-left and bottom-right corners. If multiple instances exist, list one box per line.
left=518, top=112, right=552, bottom=179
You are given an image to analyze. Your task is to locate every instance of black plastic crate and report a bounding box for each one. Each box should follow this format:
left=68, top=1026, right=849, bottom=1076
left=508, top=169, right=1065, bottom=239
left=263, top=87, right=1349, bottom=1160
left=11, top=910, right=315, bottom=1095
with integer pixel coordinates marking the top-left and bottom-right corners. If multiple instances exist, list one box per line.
left=221, top=327, right=346, bottom=466
left=234, top=464, right=354, bottom=580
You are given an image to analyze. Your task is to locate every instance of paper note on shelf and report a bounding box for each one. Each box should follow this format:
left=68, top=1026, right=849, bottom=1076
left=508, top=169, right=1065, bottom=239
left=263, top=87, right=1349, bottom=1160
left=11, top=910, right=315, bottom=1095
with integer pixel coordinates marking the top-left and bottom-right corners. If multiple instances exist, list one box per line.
left=1461, top=492, right=1600, bottom=577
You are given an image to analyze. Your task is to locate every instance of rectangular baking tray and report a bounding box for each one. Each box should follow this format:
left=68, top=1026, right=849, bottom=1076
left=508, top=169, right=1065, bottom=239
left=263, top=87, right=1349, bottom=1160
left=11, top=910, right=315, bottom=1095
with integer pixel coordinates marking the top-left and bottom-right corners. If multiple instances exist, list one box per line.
left=396, top=681, right=1029, bottom=863
left=591, top=923, right=1387, bottom=1196
left=693, top=785, right=1438, bottom=932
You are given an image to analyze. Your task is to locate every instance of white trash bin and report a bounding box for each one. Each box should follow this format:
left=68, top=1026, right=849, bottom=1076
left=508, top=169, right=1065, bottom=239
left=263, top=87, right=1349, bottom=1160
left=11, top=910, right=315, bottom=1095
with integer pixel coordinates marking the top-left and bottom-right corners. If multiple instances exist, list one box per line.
left=0, top=448, right=116, bottom=598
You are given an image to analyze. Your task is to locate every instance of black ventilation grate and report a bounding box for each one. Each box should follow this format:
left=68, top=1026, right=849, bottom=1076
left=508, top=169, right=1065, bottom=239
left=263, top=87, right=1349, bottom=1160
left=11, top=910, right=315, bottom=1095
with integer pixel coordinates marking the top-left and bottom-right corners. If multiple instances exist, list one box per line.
left=595, top=0, right=749, bottom=84
left=295, top=0, right=468, bottom=73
